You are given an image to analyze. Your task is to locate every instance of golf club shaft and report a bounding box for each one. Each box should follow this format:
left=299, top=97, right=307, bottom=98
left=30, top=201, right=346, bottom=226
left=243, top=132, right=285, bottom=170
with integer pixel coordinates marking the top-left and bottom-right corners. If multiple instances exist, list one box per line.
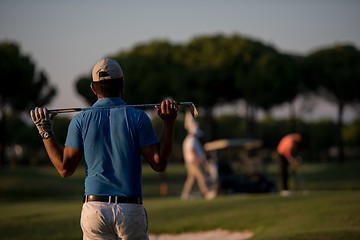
left=49, top=101, right=198, bottom=118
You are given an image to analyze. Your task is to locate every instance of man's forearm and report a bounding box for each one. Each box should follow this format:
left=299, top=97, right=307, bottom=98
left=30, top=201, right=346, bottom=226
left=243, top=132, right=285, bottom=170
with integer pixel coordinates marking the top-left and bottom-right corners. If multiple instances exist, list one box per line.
left=30, top=107, right=81, bottom=177
left=43, top=136, right=67, bottom=176
left=158, top=120, right=176, bottom=171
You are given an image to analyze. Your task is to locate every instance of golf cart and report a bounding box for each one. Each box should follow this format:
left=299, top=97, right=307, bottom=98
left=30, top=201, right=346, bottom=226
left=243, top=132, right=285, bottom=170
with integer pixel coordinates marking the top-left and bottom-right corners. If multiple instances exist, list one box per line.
left=203, top=138, right=276, bottom=195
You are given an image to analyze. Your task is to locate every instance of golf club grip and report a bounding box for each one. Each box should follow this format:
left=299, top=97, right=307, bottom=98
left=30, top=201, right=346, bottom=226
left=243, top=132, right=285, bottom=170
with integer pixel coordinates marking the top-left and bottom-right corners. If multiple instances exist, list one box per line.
left=48, top=108, right=82, bottom=114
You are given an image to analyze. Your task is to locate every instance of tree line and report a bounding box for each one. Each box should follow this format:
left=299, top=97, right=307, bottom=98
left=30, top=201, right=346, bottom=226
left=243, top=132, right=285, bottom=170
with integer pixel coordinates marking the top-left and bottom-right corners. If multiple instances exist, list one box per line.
left=76, top=34, right=360, bottom=163
left=0, top=34, right=359, bottom=166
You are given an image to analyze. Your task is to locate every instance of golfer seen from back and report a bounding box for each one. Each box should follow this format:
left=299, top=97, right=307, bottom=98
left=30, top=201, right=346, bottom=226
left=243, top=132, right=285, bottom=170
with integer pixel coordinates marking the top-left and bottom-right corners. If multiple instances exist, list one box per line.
left=30, top=59, right=178, bottom=240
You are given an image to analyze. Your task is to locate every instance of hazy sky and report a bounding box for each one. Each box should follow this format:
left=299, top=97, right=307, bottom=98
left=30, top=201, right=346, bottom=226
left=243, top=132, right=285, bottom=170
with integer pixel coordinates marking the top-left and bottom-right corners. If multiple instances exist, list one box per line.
left=1, top=0, right=359, bottom=120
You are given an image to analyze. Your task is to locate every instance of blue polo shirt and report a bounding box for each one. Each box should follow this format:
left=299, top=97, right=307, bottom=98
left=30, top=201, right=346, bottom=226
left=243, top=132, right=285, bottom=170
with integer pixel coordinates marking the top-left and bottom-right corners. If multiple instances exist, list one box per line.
left=65, top=98, right=158, bottom=197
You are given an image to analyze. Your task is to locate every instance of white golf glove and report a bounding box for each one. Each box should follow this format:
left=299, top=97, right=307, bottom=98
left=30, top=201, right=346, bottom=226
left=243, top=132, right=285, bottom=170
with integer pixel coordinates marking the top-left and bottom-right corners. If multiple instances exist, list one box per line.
left=30, top=107, right=56, bottom=139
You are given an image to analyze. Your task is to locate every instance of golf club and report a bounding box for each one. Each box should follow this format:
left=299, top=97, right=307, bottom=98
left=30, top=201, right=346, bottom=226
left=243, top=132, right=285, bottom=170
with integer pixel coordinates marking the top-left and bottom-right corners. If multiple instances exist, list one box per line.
left=48, top=101, right=199, bottom=118
left=291, top=157, right=309, bottom=195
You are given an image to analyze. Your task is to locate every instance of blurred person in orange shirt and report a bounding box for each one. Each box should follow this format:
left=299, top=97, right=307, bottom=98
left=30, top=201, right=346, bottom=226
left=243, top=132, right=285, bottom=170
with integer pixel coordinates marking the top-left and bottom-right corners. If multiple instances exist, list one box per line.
left=276, top=133, right=303, bottom=194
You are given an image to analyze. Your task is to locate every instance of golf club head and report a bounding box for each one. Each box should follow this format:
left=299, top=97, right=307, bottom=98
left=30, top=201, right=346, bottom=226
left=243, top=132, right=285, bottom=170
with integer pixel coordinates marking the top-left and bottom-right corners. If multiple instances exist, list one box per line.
left=189, top=103, right=198, bottom=118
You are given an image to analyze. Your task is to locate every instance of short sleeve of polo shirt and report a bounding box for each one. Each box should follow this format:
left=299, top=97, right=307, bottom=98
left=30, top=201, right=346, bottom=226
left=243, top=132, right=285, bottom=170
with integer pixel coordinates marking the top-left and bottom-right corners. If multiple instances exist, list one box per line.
left=65, top=115, right=83, bottom=150
left=137, top=111, right=158, bottom=147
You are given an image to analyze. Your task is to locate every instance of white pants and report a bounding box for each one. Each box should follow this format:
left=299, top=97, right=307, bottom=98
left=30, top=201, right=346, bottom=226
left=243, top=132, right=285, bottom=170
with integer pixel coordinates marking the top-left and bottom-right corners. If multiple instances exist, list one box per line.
left=181, top=162, right=210, bottom=199
left=81, top=202, right=149, bottom=240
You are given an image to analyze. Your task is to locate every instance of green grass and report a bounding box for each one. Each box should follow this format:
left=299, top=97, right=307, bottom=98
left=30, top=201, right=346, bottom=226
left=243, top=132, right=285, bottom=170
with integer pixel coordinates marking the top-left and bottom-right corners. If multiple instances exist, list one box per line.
left=0, top=161, right=359, bottom=239
left=0, top=201, right=82, bottom=240
left=146, top=192, right=360, bottom=240
left=266, top=161, right=360, bottom=191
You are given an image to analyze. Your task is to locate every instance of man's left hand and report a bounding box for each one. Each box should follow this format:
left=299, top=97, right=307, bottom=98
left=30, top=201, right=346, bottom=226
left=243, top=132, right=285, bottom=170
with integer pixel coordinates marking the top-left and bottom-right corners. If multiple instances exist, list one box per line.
left=155, top=100, right=178, bottom=121
left=30, top=107, right=55, bottom=138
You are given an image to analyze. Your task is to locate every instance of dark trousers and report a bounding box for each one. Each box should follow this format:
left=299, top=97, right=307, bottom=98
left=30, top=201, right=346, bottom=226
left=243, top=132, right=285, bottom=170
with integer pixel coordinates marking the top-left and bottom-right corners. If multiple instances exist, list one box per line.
left=279, top=155, right=289, bottom=191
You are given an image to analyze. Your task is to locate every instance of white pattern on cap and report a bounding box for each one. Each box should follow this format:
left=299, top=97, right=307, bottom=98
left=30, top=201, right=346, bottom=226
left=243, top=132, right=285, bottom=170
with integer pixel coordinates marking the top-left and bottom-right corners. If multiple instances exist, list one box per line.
left=92, top=59, right=124, bottom=82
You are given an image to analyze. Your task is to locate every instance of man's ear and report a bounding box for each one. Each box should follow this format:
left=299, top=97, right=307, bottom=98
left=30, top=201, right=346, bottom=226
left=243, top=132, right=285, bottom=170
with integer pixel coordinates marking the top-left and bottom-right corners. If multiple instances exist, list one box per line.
left=90, top=82, right=97, bottom=96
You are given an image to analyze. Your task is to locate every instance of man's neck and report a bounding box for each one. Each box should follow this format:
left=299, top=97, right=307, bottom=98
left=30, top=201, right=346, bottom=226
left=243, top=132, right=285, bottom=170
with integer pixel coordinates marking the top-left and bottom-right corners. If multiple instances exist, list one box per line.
left=97, top=95, right=122, bottom=99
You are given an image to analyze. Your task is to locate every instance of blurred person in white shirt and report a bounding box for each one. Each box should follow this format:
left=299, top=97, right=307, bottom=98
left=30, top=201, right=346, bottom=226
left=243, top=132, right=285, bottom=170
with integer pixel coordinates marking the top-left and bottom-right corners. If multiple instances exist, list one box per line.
left=181, top=111, right=216, bottom=200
